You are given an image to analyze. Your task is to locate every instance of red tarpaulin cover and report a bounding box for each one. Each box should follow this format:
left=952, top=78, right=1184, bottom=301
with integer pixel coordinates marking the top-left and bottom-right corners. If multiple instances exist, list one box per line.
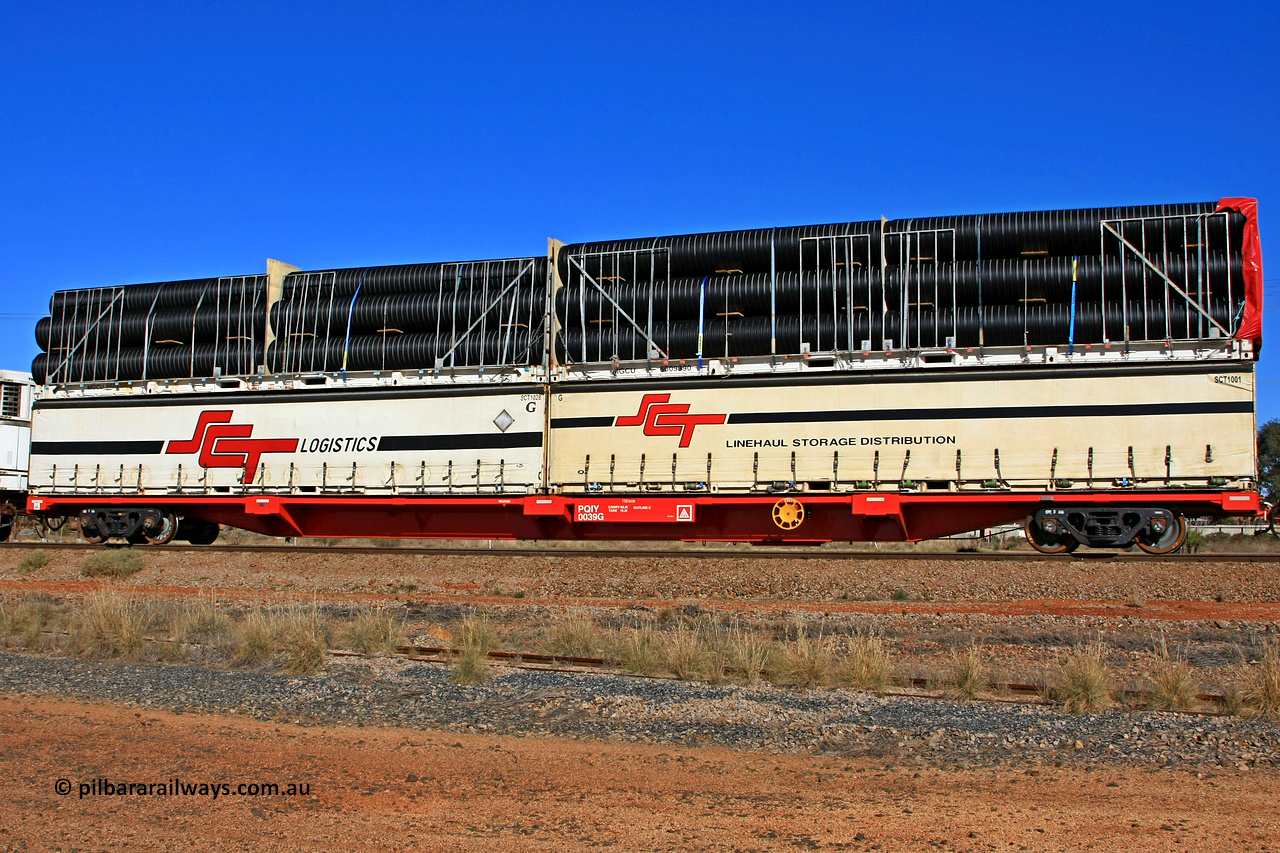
left=1217, top=197, right=1262, bottom=353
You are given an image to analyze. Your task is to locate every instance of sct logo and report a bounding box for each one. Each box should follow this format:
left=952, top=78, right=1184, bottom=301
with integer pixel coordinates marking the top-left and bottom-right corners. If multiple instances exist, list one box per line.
left=167, top=411, right=299, bottom=482
left=616, top=394, right=726, bottom=448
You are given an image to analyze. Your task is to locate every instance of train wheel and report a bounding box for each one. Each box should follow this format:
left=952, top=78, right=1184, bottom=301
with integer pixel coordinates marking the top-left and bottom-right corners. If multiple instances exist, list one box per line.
left=1135, top=514, right=1187, bottom=555
left=772, top=498, right=805, bottom=531
left=0, top=514, right=13, bottom=542
left=79, top=516, right=106, bottom=545
left=143, top=513, right=179, bottom=545
left=179, top=517, right=221, bottom=546
left=1024, top=515, right=1078, bottom=554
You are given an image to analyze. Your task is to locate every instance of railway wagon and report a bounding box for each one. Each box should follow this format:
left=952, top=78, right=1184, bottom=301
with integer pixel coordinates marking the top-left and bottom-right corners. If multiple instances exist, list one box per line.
left=25, top=198, right=1263, bottom=552
left=0, top=370, right=34, bottom=540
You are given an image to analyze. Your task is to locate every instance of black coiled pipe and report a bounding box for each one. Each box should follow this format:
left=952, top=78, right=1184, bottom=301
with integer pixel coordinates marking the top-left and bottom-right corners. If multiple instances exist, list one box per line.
left=49, top=277, right=264, bottom=314
left=558, top=221, right=881, bottom=282
left=280, top=258, right=548, bottom=299
left=888, top=203, right=1242, bottom=261
left=266, top=329, right=535, bottom=373
left=883, top=253, right=1241, bottom=308
left=269, top=290, right=540, bottom=338
left=35, top=343, right=264, bottom=383
left=36, top=309, right=266, bottom=351
left=947, top=299, right=1236, bottom=348
left=555, top=297, right=1237, bottom=361
left=553, top=270, right=867, bottom=322
left=557, top=314, right=868, bottom=362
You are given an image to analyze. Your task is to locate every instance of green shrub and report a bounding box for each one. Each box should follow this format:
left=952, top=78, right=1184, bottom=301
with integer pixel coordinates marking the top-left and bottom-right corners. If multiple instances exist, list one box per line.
left=449, top=612, right=501, bottom=684
left=451, top=647, right=491, bottom=684
left=17, top=551, right=49, bottom=574
left=81, top=549, right=144, bottom=579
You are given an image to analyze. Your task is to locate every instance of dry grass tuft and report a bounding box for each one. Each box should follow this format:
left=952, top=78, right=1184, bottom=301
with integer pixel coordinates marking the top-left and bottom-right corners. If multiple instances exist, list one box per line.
left=69, top=591, right=151, bottom=660
left=1217, top=680, right=1245, bottom=716
left=722, top=630, right=773, bottom=684
left=339, top=607, right=403, bottom=655
left=834, top=634, right=893, bottom=693
left=541, top=614, right=599, bottom=659
left=662, top=626, right=715, bottom=681
left=1, top=595, right=56, bottom=648
left=946, top=645, right=988, bottom=701
left=451, top=647, right=491, bottom=685
left=1245, top=640, right=1280, bottom=721
left=81, top=549, right=144, bottom=579
left=772, top=629, right=833, bottom=688
left=229, top=607, right=277, bottom=668
left=161, top=595, right=229, bottom=663
left=1147, top=639, right=1198, bottom=712
left=607, top=626, right=664, bottom=676
left=449, top=612, right=502, bottom=684
left=455, top=612, right=501, bottom=655
left=1051, top=643, right=1112, bottom=712
left=277, top=608, right=329, bottom=675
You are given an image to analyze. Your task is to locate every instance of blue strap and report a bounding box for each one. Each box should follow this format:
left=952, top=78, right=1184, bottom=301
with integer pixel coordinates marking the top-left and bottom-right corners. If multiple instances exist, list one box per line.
left=1068, top=256, right=1078, bottom=355
left=341, top=270, right=368, bottom=380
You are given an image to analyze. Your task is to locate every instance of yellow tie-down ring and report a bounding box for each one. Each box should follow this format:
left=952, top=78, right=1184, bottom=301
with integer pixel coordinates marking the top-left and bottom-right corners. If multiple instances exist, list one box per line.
left=771, top=498, right=805, bottom=530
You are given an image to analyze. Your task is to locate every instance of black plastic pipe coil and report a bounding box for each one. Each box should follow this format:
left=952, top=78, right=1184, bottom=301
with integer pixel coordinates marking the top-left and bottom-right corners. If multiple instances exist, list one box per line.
left=265, top=329, right=535, bottom=373
left=32, top=343, right=264, bottom=384
left=32, top=201, right=1248, bottom=379
left=555, top=299, right=1235, bottom=361
left=280, top=258, right=548, bottom=299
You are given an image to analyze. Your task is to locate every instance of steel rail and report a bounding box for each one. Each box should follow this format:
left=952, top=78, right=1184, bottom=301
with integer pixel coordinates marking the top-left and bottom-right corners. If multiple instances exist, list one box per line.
left=377, top=645, right=1240, bottom=716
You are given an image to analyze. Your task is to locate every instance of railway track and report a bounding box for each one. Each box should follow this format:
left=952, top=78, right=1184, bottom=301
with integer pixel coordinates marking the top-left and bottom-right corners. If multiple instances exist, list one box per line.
left=2, top=540, right=1277, bottom=562
left=348, top=644, right=1242, bottom=716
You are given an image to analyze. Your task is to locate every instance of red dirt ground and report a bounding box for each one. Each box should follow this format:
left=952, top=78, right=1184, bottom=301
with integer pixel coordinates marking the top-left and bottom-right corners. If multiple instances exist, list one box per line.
left=2, top=694, right=1277, bottom=852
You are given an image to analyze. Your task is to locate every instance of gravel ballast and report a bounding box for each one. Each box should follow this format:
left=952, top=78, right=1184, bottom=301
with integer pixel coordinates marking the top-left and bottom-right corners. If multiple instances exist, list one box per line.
left=2, top=651, right=1276, bottom=773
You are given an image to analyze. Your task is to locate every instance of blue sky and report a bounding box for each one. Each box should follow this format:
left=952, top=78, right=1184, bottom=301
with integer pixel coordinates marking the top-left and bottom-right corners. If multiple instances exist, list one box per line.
left=2, top=1, right=1276, bottom=420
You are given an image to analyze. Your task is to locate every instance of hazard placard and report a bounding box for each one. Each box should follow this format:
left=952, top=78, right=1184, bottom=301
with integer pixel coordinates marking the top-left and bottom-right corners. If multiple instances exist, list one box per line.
left=574, top=499, right=697, bottom=523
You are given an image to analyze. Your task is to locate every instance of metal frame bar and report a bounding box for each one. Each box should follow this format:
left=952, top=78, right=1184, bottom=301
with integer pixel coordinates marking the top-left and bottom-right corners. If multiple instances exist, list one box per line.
left=1101, top=219, right=1229, bottom=337
left=564, top=253, right=670, bottom=362
left=435, top=261, right=537, bottom=367
left=49, top=288, right=125, bottom=384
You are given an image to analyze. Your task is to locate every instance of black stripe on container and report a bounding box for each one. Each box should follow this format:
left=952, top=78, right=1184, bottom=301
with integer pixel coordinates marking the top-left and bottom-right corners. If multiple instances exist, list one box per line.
left=549, top=416, right=615, bottom=429
left=727, top=401, right=1253, bottom=426
left=31, top=440, right=166, bottom=455
left=376, top=432, right=543, bottom=452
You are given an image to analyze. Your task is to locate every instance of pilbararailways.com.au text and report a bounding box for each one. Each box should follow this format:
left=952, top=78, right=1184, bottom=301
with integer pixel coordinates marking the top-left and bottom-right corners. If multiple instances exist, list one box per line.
left=56, top=778, right=311, bottom=799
